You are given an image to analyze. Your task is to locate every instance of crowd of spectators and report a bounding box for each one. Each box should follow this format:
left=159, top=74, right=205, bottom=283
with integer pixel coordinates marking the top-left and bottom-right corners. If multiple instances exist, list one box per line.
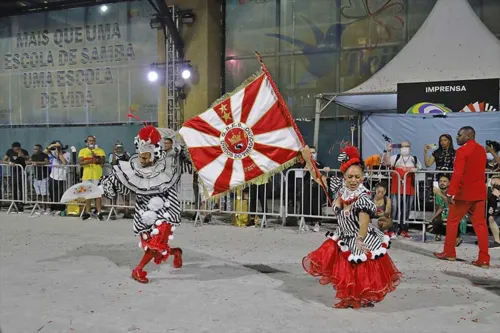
left=1, top=132, right=499, bottom=249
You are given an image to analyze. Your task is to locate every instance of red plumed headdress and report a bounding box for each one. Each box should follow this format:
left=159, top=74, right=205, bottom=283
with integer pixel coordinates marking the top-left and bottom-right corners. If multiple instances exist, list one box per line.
left=134, top=125, right=162, bottom=161
left=338, top=144, right=362, bottom=173
left=138, top=126, right=161, bottom=144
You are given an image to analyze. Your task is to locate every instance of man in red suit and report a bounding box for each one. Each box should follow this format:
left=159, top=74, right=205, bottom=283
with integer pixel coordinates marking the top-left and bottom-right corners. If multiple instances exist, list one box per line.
left=434, top=126, right=490, bottom=268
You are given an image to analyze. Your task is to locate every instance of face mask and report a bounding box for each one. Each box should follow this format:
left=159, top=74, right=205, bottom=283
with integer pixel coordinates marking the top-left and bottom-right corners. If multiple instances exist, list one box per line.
left=401, top=147, right=410, bottom=156
left=312, top=153, right=317, bottom=160
left=88, top=144, right=95, bottom=149
left=487, top=153, right=495, bottom=161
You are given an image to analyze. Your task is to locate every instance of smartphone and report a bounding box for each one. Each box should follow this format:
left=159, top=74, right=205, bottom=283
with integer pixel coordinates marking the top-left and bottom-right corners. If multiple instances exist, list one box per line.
left=433, top=181, right=439, bottom=189
left=428, top=144, right=438, bottom=149
left=391, top=143, right=402, bottom=149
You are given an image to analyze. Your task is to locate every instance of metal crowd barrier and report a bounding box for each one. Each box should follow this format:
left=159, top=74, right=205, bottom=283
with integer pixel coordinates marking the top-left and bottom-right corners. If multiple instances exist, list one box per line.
left=0, top=164, right=26, bottom=214
left=403, top=170, right=499, bottom=242
left=284, top=168, right=402, bottom=232
left=178, top=172, right=284, bottom=229
left=24, top=164, right=83, bottom=216
left=3, top=162, right=498, bottom=242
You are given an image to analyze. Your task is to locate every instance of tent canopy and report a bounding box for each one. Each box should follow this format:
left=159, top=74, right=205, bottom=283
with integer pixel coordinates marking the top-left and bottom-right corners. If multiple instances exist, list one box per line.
left=327, top=0, right=500, bottom=112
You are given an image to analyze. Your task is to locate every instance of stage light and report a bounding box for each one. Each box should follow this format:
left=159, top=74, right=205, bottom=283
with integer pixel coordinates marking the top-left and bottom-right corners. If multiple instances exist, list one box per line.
left=100, top=5, right=109, bottom=13
left=147, top=70, right=159, bottom=82
left=181, top=69, right=191, bottom=80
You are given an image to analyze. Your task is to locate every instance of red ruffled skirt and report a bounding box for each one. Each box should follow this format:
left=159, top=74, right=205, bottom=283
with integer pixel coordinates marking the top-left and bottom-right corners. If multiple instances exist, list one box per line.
left=139, top=223, right=175, bottom=264
left=303, top=238, right=402, bottom=308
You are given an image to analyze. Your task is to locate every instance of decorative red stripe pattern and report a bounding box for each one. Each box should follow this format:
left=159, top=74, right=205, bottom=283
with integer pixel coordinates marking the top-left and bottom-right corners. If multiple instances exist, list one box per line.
left=240, top=74, right=265, bottom=124
left=189, top=146, right=223, bottom=172
left=251, top=102, right=289, bottom=136
left=212, top=158, right=234, bottom=195
left=253, top=142, right=299, bottom=165
left=183, top=116, right=221, bottom=138
left=242, top=156, right=264, bottom=182
left=213, top=99, right=233, bottom=125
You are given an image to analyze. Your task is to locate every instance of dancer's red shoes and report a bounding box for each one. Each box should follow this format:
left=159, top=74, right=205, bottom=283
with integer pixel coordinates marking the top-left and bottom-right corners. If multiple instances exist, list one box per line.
left=131, top=269, right=149, bottom=283
left=433, top=252, right=456, bottom=261
left=171, top=248, right=183, bottom=268
left=471, top=260, right=489, bottom=269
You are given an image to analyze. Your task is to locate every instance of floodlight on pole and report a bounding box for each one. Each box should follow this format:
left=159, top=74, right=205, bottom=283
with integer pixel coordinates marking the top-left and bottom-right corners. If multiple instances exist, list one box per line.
left=147, top=70, right=159, bottom=82
left=100, top=5, right=109, bottom=13
left=181, top=69, right=191, bottom=80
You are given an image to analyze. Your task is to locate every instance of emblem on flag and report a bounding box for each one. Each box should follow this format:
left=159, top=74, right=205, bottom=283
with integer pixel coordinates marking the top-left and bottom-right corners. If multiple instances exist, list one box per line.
left=179, top=54, right=306, bottom=198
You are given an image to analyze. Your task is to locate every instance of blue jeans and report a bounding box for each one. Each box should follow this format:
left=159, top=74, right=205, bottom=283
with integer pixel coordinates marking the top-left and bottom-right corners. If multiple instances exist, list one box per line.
left=391, top=194, right=413, bottom=233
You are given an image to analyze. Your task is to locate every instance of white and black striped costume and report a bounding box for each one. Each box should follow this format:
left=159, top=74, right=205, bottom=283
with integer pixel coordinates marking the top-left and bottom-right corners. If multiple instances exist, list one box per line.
left=101, top=151, right=182, bottom=236
left=326, top=176, right=391, bottom=264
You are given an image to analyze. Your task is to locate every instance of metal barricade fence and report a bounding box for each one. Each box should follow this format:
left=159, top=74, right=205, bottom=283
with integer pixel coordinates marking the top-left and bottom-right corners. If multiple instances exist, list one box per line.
left=218, top=172, right=284, bottom=228
left=24, top=164, right=83, bottom=216
left=178, top=172, right=284, bottom=229
left=0, top=164, right=26, bottom=214
left=285, top=168, right=337, bottom=231
left=284, top=168, right=403, bottom=232
left=101, top=164, right=136, bottom=220
left=403, top=170, right=499, bottom=242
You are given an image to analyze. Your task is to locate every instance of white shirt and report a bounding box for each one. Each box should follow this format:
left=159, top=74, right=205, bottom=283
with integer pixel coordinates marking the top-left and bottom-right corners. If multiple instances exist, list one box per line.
left=390, top=154, right=422, bottom=170
left=49, top=151, right=71, bottom=181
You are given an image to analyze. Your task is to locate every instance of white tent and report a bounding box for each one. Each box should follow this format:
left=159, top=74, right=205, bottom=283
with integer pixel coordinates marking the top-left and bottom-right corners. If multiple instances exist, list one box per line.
left=313, top=0, right=500, bottom=146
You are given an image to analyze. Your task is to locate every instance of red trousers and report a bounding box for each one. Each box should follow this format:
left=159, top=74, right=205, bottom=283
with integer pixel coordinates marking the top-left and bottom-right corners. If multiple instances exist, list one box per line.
left=444, top=200, right=490, bottom=263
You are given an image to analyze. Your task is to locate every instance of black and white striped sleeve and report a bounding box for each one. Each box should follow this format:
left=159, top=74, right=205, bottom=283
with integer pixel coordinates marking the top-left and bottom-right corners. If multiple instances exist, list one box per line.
left=353, top=193, right=377, bottom=217
left=101, top=173, right=130, bottom=199
left=327, top=176, right=343, bottom=199
left=155, top=187, right=181, bottom=225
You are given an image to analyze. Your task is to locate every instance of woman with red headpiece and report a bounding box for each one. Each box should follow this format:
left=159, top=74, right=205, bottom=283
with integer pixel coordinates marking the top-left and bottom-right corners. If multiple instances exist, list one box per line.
left=100, top=125, right=185, bottom=283
left=301, top=145, right=401, bottom=308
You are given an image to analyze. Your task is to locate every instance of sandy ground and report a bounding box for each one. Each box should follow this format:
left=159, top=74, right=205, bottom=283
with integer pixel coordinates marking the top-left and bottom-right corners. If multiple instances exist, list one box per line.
left=0, top=213, right=499, bottom=333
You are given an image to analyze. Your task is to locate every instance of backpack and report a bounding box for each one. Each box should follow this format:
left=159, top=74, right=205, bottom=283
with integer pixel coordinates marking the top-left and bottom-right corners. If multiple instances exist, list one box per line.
left=393, top=154, right=418, bottom=168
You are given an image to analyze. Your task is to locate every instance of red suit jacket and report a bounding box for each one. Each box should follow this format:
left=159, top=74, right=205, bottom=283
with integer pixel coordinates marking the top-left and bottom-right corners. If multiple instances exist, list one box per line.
left=448, top=140, right=487, bottom=201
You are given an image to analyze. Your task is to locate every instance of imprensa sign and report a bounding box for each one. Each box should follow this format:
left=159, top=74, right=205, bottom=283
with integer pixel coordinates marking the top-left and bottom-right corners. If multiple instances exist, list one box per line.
left=0, top=2, right=158, bottom=125
left=397, top=78, right=499, bottom=113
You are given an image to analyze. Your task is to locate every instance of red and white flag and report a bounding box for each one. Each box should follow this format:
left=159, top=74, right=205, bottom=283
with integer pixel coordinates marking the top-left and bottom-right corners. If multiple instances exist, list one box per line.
left=179, top=60, right=305, bottom=198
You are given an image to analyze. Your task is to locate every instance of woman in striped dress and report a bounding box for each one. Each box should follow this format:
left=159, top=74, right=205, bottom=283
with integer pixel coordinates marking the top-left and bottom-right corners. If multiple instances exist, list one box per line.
left=101, top=126, right=184, bottom=284
left=301, top=145, right=402, bottom=308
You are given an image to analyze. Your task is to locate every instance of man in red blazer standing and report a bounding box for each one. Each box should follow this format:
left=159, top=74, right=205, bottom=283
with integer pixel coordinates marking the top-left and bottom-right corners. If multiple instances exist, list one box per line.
left=434, top=126, right=490, bottom=268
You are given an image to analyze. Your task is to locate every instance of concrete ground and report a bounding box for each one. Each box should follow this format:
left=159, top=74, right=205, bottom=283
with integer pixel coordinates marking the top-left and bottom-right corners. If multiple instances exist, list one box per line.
left=0, top=213, right=499, bottom=333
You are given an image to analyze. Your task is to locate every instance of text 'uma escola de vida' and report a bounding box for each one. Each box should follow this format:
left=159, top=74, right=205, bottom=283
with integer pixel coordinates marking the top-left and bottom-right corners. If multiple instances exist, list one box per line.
left=3, top=23, right=136, bottom=109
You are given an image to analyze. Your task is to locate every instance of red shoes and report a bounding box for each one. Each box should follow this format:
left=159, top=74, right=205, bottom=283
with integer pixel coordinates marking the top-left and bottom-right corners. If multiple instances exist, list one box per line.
left=400, top=231, right=412, bottom=239
left=171, top=248, right=183, bottom=269
left=471, top=260, right=489, bottom=269
left=131, top=269, right=149, bottom=283
left=434, top=253, right=490, bottom=268
left=433, top=252, right=456, bottom=261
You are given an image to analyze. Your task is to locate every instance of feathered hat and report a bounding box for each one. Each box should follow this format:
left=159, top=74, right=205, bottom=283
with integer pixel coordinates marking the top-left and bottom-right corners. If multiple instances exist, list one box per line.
left=337, top=144, right=362, bottom=173
left=134, top=125, right=162, bottom=161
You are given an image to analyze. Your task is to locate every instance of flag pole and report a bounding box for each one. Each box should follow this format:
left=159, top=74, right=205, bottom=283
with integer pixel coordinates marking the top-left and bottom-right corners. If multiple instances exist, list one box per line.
left=254, top=51, right=332, bottom=206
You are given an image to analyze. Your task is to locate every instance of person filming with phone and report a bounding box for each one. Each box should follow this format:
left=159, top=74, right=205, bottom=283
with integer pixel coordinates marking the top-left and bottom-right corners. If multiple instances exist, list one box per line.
left=78, top=135, right=106, bottom=221
left=423, top=134, right=456, bottom=171
left=383, top=140, right=422, bottom=238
